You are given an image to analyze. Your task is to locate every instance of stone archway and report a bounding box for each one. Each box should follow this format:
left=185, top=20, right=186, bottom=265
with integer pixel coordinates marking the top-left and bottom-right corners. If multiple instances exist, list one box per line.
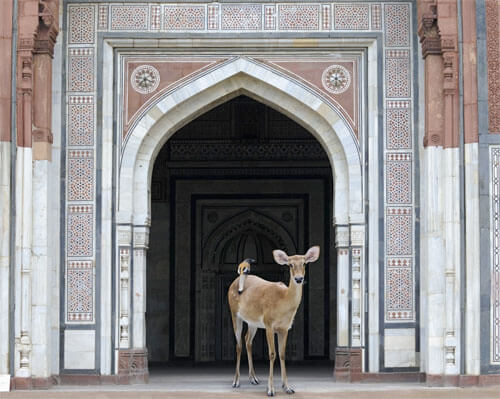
left=114, top=57, right=365, bottom=376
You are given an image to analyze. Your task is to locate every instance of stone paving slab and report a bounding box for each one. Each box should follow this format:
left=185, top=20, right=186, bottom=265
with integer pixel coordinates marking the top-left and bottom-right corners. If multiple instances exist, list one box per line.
left=3, top=387, right=500, bottom=399
left=2, top=367, right=499, bottom=399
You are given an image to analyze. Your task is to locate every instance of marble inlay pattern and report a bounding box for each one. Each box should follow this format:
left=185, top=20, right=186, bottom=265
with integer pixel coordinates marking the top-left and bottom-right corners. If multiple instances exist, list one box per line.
left=490, top=147, right=500, bottom=363
left=386, top=153, right=412, bottom=204
left=67, top=150, right=94, bottom=201
left=385, top=50, right=411, bottom=98
left=68, top=5, right=95, bottom=44
left=386, top=258, right=413, bottom=321
left=164, top=5, right=205, bottom=30
left=333, top=4, right=369, bottom=30
left=110, top=5, right=149, bottom=30
left=384, top=3, right=410, bottom=47
left=221, top=4, right=262, bottom=30
left=278, top=4, right=320, bottom=30
left=386, top=101, right=411, bottom=149
left=67, top=261, right=94, bottom=322
left=68, top=49, right=94, bottom=92
left=386, top=207, right=412, bottom=257
left=67, top=206, right=94, bottom=257
left=68, top=96, right=94, bottom=146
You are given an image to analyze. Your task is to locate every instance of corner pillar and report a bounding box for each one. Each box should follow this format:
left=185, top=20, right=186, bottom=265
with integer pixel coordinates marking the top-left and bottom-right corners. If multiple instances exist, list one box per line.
left=334, top=223, right=365, bottom=382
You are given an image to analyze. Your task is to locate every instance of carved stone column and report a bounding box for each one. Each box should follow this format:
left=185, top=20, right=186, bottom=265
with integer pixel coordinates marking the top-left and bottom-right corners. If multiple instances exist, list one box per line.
left=133, top=225, right=149, bottom=349
left=117, top=225, right=132, bottom=350
left=350, top=224, right=365, bottom=349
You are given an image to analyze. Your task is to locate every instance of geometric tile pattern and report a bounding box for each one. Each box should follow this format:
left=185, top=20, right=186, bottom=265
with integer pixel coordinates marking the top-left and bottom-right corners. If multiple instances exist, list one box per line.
left=490, top=147, right=500, bottom=362
left=382, top=2, right=414, bottom=326
left=371, top=4, right=382, bottom=30
left=264, top=5, right=276, bottom=30
left=385, top=258, right=413, bottom=321
left=334, top=4, right=369, bottom=30
left=386, top=153, right=412, bottom=204
left=386, top=207, right=412, bottom=257
left=321, top=4, right=331, bottom=30
left=98, top=5, right=108, bottom=30
left=278, top=4, right=320, bottom=30
left=68, top=96, right=94, bottom=146
left=386, top=101, right=411, bottom=149
left=384, top=3, right=410, bottom=47
left=164, top=5, right=205, bottom=30
left=385, top=50, right=411, bottom=98
left=221, top=4, right=262, bottom=30
left=68, top=49, right=94, bottom=92
left=110, top=5, right=149, bottom=30
left=68, top=150, right=94, bottom=201
left=150, top=5, right=161, bottom=30
left=68, top=5, right=95, bottom=44
left=66, top=4, right=97, bottom=325
left=67, top=261, right=94, bottom=322
left=208, top=4, right=219, bottom=30
left=67, top=206, right=93, bottom=257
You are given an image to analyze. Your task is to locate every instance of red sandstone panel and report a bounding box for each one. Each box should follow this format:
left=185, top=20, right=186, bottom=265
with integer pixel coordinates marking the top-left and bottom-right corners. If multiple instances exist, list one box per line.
left=123, top=57, right=231, bottom=137
left=0, top=1, right=12, bottom=142
left=255, top=57, right=359, bottom=139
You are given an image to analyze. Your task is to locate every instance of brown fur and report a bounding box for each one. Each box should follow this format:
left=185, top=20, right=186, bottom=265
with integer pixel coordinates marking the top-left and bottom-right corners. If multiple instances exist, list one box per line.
left=227, top=247, right=320, bottom=396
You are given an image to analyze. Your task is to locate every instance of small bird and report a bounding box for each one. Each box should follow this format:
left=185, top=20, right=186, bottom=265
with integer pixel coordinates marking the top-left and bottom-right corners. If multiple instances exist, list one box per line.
left=237, top=258, right=256, bottom=294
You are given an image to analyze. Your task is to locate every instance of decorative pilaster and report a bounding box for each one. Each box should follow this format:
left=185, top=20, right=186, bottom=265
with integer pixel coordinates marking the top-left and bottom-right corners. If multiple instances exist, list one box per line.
left=117, top=225, right=132, bottom=349
left=335, top=225, right=350, bottom=348
left=350, top=225, right=365, bottom=348
left=132, top=224, right=149, bottom=349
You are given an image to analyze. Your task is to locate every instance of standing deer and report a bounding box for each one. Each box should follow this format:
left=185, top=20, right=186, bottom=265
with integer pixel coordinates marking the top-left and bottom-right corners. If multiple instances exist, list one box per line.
left=227, top=246, right=320, bottom=396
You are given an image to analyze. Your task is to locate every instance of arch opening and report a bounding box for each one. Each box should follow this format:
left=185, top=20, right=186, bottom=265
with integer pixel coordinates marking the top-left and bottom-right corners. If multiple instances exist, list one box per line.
left=146, top=95, right=336, bottom=365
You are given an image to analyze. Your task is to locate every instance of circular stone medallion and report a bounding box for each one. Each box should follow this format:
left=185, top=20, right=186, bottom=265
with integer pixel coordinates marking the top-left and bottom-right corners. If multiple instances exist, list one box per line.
left=321, top=65, right=351, bottom=94
left=131, top=65, right=160, bottom=94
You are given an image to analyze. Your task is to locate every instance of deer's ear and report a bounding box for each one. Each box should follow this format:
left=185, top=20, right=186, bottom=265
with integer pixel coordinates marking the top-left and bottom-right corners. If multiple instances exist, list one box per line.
left=305, top=246, right=320, bottom=263
left=273, top=249, right=289, bottom=265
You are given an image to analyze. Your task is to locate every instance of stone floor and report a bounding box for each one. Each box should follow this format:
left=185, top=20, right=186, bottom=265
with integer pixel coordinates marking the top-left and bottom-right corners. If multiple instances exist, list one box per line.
left=2, top=366, right=500, bottom=398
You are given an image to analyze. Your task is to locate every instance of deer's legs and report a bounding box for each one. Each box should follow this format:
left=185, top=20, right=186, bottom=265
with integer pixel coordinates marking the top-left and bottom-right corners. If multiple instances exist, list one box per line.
left=265, top=327, right=276, bottom=396
left=277, top=329, right=294, bottom=394
left=245, top=325, right=259, bottom=384
left=232, top=315, right=243, bottom=388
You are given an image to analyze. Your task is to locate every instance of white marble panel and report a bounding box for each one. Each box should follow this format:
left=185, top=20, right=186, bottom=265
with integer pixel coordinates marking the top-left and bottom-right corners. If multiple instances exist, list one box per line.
left=384, top=328, right=416, bottom=367
left=64, top=330, right=95, bottom=370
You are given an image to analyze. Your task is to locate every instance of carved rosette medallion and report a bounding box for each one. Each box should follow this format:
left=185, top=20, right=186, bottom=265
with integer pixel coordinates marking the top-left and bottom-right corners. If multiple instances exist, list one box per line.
left=321, top=64, right=351, bottom=94
left=131, top=65, right=160, bottom=94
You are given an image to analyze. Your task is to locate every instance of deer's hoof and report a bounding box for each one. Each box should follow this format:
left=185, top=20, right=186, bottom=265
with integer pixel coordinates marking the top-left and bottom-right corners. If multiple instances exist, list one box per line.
left=283, top=386, right=295, bottom=394
left=267, top=390, right=275, bottom=397
left=249, top=376, right=260, bottom=385
left=232, top=381, right=240, bottom=388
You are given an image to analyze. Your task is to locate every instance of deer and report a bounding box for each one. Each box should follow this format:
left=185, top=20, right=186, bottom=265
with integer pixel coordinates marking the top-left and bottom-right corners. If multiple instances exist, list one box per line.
left=227, top=246, right=320, bottom=396
left=237, top=258, right=256, bottom=294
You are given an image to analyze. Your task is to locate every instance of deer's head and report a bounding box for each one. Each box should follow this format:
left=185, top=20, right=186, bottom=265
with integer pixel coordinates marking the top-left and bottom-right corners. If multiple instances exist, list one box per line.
left=272, top=246, right=320, bottom=285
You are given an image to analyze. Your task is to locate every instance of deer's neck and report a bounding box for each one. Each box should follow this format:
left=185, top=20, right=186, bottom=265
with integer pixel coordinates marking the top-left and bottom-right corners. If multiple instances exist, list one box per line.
left=285, top=275, right=303, bottom=309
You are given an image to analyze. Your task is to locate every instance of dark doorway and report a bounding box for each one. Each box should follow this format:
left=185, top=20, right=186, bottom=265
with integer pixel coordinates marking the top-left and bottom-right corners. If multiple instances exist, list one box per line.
left=146, top=95, right=335, bottom=365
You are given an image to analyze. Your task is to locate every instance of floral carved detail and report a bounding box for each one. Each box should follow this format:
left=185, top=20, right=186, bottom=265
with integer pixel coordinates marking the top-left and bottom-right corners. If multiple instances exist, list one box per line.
left=321, top=65, right=351, bottom=94
left=486, top=0, right=500, bottom=133
left=131, top=65, right=160, bottom=94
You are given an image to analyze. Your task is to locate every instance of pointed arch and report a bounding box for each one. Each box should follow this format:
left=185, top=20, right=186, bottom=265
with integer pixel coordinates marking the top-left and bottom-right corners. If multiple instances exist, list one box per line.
left=117, top=57, right=362, bottom=226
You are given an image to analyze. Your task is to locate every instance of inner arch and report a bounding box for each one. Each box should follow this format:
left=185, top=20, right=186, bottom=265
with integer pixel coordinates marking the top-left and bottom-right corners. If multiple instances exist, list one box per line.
left=146, top=95, right=336, bottom=364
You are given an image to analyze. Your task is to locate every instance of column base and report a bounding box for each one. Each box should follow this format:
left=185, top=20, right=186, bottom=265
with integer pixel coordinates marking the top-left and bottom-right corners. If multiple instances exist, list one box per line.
left=118, top=348, right=149, bottom=384
left=333, top=347, right=362, bottom=382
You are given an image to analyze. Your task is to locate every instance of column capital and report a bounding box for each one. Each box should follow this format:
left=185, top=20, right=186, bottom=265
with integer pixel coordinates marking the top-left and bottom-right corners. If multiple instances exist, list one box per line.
left=335, top=225, right=350, bottom=248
